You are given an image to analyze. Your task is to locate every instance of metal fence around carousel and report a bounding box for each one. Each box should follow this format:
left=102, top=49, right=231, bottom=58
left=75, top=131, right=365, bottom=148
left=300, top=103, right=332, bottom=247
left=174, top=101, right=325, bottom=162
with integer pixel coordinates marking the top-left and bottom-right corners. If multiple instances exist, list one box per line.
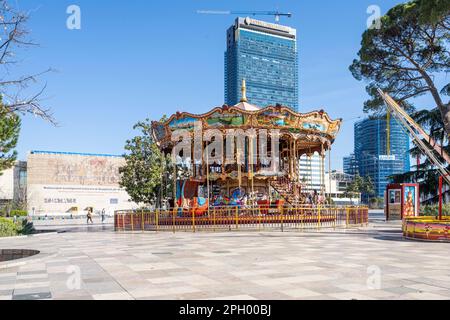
left=114, top=205, right=369, bottom=232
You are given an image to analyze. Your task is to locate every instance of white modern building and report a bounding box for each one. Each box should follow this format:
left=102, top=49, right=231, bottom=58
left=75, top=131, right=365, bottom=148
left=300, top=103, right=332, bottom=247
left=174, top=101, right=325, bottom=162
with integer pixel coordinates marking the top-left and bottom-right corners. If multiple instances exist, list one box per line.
left=299, top=153, right=324, bottom=192
left=324, top=170, right=361, bottom=205
left=0, top=161, right=27, bottom=209
left=27, top=151, right=138, bottom=216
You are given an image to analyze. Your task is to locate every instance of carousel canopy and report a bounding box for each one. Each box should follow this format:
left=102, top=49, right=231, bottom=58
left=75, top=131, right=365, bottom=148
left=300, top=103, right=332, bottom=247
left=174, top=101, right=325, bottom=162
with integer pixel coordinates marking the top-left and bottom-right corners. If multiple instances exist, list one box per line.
left=152, top=101, right=342, bottom=155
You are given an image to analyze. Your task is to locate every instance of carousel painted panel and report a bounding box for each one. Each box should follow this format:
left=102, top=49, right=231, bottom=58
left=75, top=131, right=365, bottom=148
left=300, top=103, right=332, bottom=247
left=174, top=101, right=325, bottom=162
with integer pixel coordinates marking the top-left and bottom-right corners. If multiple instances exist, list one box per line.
left=327, top=122, right=341, bottom=137
left=168, top=116, right=198, bottom=131
left=152, top=122, right=167, bottom=142
left=256, top=110, right=298, bottom=127
left=206, top=111, right=246, bottom=128
left=301, top=121, right=327, bottom=132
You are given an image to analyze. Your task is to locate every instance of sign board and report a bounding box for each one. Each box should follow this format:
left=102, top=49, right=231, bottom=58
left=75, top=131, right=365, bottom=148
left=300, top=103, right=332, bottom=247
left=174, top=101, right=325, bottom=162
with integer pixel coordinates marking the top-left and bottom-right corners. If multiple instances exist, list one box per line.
left=379, top=155, right=396, bottom=161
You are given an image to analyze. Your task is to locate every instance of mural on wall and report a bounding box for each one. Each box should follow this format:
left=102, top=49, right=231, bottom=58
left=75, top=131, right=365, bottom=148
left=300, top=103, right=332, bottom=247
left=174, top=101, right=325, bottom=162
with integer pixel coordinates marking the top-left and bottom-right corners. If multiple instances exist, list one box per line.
left=28, top=154, right=124, bottom=186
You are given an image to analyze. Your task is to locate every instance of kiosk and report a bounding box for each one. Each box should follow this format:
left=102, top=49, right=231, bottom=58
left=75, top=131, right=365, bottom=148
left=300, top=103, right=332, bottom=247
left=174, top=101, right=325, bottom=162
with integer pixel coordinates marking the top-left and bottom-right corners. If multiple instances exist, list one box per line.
left=385, top=183, right=420, bottom=220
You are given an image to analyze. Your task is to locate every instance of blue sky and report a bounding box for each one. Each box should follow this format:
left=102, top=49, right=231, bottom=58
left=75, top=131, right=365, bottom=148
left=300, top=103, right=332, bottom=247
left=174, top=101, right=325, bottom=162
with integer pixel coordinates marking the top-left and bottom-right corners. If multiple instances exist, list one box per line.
left=13, top=0, right=410, bottom=169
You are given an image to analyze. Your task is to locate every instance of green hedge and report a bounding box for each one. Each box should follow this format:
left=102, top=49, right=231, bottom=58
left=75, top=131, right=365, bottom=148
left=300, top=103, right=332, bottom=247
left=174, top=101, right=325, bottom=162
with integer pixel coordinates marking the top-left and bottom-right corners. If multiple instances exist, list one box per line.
left=10, top=210, right=28, bottom=217
left=421, top=204, right=450, bottom=217
left=0, top=217, right=18, bottom=237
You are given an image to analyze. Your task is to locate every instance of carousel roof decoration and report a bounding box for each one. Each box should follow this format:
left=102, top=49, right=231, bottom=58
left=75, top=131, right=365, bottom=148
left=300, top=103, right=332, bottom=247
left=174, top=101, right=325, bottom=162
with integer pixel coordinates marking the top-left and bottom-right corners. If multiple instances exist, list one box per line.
left=151, top=80, right=342, bottom=155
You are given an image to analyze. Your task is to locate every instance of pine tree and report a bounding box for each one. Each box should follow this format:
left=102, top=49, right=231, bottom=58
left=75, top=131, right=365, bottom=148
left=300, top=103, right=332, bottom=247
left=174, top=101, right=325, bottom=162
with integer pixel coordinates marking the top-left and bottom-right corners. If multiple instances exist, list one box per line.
left=0, top=97, right=20, bottom=174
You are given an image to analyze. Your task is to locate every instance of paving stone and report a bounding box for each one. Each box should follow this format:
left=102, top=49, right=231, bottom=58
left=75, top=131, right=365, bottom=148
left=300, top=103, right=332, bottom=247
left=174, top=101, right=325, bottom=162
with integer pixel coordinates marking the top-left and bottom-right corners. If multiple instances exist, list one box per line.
left=12, top=291, right=52, bottom=300
left=0, top=220, right=449, bottom=300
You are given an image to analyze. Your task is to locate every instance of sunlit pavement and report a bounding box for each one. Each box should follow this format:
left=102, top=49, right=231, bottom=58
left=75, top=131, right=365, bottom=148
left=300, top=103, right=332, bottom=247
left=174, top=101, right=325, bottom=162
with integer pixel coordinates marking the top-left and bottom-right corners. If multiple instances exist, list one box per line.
left=0, top=219, right=449, bottom=300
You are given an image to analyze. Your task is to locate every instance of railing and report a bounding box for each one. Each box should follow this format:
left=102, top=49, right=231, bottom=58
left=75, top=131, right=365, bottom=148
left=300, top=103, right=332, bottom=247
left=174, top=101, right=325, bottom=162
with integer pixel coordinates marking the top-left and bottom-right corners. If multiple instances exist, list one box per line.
left=114, top=205, right=368, bottom=233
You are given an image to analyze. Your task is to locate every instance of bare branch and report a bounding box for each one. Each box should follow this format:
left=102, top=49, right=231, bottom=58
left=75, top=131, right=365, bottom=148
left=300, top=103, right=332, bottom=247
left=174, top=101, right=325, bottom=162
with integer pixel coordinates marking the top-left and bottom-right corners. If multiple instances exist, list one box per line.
left=0, top=0, right=55, bottom=124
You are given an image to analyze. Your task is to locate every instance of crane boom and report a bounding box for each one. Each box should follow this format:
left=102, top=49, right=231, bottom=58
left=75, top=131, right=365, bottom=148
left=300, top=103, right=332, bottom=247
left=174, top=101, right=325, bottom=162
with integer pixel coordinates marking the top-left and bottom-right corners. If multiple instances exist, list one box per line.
left=197, top=10, right=292, bottom=22
left=378, top=89, right=450, bottom=186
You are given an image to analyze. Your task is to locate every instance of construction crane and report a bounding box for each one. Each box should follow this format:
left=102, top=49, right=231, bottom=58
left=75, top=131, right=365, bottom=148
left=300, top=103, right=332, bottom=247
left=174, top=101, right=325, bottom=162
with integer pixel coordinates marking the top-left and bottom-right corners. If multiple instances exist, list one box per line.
left=197, top=10, right=292, bottom=22
left=378, top=89, right=450, bottom=187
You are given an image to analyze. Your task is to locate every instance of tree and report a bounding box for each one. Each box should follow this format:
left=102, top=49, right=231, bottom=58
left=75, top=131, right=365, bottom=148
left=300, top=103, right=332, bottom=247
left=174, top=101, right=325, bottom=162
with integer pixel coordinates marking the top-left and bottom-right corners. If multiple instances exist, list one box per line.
left=350, top=0, right=450, bottom=133
left=416, top=0, right=450, bottom=24
left=119, top=119, right=172, bottom=207
left=361, top=176, right=375, bottom=203
left=390, top=107, right=449, bottom=200
left=0, top=1, right=54, bottom=123
left=345, top=175, right=374, bottom=204
left=345, top=175, right=364, bottom=204
left=0, top=96, right=20, bottom=173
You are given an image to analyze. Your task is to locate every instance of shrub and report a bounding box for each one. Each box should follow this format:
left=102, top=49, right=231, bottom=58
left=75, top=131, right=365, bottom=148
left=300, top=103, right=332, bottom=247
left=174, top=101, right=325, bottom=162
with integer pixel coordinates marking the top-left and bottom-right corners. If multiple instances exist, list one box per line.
left=421, top=204, right=450, bottom=217
left=19, top=220, right=35, bottom=235
left=0, top=217, right=18, bottom=237
left=10, top=210, right=27, bottom=217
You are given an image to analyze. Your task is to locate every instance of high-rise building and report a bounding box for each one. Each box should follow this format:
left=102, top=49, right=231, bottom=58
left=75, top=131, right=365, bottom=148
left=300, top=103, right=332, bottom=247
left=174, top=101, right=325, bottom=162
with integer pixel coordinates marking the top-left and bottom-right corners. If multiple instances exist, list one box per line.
left=299, top=154, right=324, bottom=192
left=225, top=17, right=298, bottom=110
left=354, top=117, right=410, bottom=198
left=343, top=153, right=358, bottom=175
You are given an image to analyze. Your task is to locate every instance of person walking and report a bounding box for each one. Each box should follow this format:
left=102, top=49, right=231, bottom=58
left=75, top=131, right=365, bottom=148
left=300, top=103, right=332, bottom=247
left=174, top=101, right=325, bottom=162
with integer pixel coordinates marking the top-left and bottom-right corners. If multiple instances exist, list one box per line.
left=101, top=208, right=106, bottom=223
left=87, top=209, right=93, bottom=224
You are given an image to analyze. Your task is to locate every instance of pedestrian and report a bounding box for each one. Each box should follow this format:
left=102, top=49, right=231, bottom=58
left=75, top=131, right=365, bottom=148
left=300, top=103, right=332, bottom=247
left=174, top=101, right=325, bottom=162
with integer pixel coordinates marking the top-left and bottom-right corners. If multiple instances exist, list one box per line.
left=101, top=208, right=106, bottom=223
left=313, top=190, right=318, bottom=205
left=87, top=209, right=93, bottom=224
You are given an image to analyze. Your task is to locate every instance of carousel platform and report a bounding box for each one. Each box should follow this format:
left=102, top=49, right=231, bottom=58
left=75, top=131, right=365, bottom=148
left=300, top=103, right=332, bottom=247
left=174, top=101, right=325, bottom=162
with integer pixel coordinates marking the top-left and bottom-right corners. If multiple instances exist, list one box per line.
left=403, top=217, right=450, bottom=242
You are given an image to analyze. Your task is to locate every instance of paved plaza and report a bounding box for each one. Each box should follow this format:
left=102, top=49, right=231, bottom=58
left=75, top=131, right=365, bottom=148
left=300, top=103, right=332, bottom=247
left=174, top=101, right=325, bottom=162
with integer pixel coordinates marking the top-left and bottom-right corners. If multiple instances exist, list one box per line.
left=1, top=220, right=450, bottom=300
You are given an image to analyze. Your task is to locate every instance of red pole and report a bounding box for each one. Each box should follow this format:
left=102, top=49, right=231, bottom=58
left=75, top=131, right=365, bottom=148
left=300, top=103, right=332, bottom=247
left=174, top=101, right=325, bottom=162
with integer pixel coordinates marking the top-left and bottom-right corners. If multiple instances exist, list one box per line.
left=439, top=176, right=443, bottom=220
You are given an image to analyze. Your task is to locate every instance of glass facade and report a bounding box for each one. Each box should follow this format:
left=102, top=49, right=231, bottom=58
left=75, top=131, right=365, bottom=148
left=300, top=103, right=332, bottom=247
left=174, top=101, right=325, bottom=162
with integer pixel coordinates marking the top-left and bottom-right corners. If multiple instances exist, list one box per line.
left=343, top=153, right=359, bottom=175
left=354, top=118, right=410, bottom=198
left=343, top=153, right=358, bottom=175
left=225, top=17, right=298, bottom=111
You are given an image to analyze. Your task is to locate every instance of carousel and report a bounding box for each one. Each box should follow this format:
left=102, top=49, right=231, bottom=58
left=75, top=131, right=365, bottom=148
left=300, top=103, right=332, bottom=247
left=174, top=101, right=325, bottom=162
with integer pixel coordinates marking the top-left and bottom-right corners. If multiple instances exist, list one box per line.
left=151, top=81, right=342, bottom=215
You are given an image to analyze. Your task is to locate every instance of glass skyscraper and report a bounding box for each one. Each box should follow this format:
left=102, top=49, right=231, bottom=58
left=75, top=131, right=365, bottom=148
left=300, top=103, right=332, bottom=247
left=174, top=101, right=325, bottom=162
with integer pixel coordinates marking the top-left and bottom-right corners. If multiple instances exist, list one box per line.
left=225, top=17, right=299, bottom=110
left=343, top=153, right=358, bottom=176
left=354, top=117, right=410, bottom=198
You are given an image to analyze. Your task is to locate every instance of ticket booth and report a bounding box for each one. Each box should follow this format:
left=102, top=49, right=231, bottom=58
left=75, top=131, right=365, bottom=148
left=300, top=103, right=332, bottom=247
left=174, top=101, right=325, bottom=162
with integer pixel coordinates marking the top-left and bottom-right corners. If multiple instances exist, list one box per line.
left=385, top=183, right=420, bottom=220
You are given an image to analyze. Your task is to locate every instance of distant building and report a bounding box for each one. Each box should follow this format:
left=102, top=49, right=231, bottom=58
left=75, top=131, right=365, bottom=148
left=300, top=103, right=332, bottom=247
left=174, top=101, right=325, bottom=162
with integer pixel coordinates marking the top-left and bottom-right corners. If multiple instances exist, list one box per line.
left=343, top=153, right=358, bottom=175
left=354, top=118, right=410, bottom=198
left=0, top=161, right=27, bottom=209
left=27, top=151, right=138, bottom=216
left=324, top=171, right=361, bottom=205
left=225, top=17, right=299, bottom=110
left=299, top=153, right=324, bottom=193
